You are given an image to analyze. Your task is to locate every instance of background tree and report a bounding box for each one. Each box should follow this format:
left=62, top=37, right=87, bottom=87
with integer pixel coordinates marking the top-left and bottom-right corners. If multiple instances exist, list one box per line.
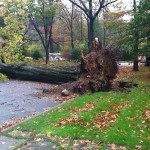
left=127, top=0, right=150, bottom=69
left=0, top=0, right=28, bottom=64
left=93, top=17, right=104, bottom=43
left=58, top=3, right=76, bottom=49
left=132, top=0, right=139, bottom=71
left=101, top=4, right=133, bottom=61
left=136, top=0, right=150, bottom=66
left=68, top=0, right=119, bottom=49
left=27, top=0, right=57, bottom=64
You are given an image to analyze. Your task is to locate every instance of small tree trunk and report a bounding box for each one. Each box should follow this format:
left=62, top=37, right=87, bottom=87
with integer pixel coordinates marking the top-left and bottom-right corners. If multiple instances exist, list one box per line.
left=50, top=38, right=54, bottom=53
left=70, top=2, right=74, bottom=50
left=70, top=28, right=74, bottom=49
left=87, top=21, right=90, bottom=48
left=145, top=56, right=150, bottom=66
left=45, top=47, right=49, bottom=64
left=145, top=32, right=150, bottom=66
left=133, top=31, right=139, bottom=71
left=133, top=59, right=139, bottom=71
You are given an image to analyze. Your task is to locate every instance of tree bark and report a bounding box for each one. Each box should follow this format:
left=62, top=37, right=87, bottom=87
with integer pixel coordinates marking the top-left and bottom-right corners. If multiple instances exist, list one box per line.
left=45, top=46, right=49, bottom=64
left=133, top=0, right=139, bottom=71
left=49, top=38, right=54, bottom=53
left=0, top=63, right=79, bottom=83
left=145, top=56, right=150, bottom=66
left=70, top=27, right=74, bottom=49
left=88, top=19, right=94, bottom=50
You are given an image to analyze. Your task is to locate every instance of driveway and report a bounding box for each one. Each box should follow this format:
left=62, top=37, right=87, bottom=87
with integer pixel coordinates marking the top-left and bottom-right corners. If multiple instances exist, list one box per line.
left=0, top=80, right=60, bottom=126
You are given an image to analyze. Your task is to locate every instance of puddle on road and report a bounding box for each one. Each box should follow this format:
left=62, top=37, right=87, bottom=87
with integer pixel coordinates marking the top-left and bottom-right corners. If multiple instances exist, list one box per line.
left=0, top=80, right=60, bottom=126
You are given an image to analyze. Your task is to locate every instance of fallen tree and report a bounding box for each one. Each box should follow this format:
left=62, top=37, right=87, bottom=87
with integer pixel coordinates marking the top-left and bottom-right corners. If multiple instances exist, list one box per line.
left=0, top=39, right=118, bottom=93
left=43, top=39, right=119, bottom=95
left=0, top=63, right=79, bottom=83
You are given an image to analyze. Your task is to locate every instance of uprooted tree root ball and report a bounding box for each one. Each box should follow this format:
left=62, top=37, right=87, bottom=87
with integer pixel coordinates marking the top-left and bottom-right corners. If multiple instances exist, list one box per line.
left=74, top=39, right=118, bottom=93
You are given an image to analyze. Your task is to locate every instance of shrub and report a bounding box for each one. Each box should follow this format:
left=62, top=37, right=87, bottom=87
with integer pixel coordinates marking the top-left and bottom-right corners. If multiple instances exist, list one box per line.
left=0, top=73, right=8, bottom=81
left=31, top=50, right=43, bottom=60
left=70, top=48, right=87, bottom=61
left=70, top=48, right=81, bottom=61
left=27, top=44, right=43, bottom=60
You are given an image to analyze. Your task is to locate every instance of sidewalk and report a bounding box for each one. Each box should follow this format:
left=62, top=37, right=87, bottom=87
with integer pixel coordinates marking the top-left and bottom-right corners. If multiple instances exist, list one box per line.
left=0, top=129, right=102, bottom=150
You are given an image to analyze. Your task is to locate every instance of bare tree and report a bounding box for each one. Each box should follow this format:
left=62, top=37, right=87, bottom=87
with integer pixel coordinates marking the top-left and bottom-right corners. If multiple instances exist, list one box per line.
left=68, top=0, right=119, bottom=49
left=28, top=0, right=56, bottom=64
left=58, top=3, right=76, bottom=49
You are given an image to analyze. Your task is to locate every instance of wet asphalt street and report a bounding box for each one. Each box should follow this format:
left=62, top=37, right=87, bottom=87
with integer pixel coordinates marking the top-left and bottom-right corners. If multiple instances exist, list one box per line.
left=0, top=80, right=60, bottom=126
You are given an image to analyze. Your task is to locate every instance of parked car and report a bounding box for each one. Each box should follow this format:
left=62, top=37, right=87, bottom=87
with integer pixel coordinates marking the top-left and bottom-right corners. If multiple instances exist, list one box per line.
left=49, top=53, right=65, bottom=61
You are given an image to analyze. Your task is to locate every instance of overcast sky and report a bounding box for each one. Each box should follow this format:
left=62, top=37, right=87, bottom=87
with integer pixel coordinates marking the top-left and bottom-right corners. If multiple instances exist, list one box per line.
left=62, top=0, right=138, bottom=10
left=62, top=0, right=140, bottom=21
left=0, top=0, right=137, bottom=9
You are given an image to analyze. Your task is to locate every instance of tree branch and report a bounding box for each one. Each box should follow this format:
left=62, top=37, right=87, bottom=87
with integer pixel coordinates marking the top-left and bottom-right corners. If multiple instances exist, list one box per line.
left=47, top=25, right=52, bottom=49
left=68, top=0, right=90, bottom=18
left=29, top=14, right=46, bottom=49
left=78, top=0, right=89, bottom=14
left=93, top=1, right=103, bottom=20
left=103, top=0, right=118, bottom=8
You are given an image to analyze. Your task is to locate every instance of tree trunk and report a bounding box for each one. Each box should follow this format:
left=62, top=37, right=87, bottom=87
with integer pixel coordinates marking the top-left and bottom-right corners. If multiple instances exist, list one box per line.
left=133, top=0, right=139, bottom=71
left=145, top=56, right=150, bottom=66
left=133, top=56, right=139, bottom=71
left=0, top=63, right=79, bottom=83
left=145, top=31, right=150, bottom=66
left=80, top=11, right=83, bottom=41
left=70, top=2, right=74, bottom=50
left=49, top=38, right=54, bottom=53
left=87, top=20, right=90, bottom=48
left=70, top=28, right=74, bottom=49
left=45, top=47, right=49, bottom=64
left=133, top=25, right=139, bottom=71
left=88, top=19, right=94, bottom=50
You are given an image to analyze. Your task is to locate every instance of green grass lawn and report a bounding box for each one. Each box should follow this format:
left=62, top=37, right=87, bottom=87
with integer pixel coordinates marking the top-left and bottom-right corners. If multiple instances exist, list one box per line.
left=26, top=59, right=79, bottom=67
left=6, top=67, right=150, bottom=149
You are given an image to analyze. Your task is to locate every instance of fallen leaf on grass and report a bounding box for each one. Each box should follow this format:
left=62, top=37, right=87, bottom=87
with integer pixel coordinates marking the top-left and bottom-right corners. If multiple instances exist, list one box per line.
left=60, top=144, right=67, bottom=148
left=56, top=114, right=89, bottom=127
left=56, top=94, right=79, bottom=102
left=35, top=138, right=43, bottom=142
left=110, top=103, right=131, bottom=113
left=144, top=110, right=150, bottom=122
left=74, top=102, right=95, bottom=113
left=0, top=112, right=39, bottom=131
left=94, top=111, right=118, bottom=130
left=109, top=144, right=127, bottom=150
left=134, top=145, right=142, bottom=150
left=72, top=140, right=101, bottom=149
left=46, top=132, right=51, bottom=138
left=109, top=144, right=117, bottom=150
